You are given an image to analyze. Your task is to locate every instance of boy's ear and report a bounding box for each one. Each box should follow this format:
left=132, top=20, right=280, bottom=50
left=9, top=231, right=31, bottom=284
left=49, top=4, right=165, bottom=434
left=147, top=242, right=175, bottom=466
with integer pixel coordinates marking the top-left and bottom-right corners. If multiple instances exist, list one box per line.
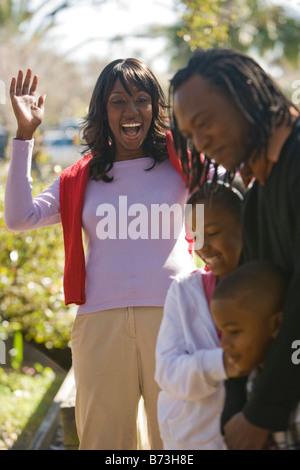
left=270, top=311, right=283, bottom=338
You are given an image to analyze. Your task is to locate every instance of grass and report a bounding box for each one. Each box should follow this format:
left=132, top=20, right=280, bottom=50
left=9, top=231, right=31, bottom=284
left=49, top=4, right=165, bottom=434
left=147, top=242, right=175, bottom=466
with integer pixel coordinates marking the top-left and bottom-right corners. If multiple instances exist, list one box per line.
left=0, top=364, right=65, bottom=450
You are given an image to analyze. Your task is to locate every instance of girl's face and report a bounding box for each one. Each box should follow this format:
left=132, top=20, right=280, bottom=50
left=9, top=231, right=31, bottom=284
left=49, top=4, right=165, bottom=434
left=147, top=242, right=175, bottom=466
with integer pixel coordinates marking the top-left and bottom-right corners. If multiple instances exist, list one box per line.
left=193, top=201, right=242, bottom=280
left=106, top=78, right=153, bottom=161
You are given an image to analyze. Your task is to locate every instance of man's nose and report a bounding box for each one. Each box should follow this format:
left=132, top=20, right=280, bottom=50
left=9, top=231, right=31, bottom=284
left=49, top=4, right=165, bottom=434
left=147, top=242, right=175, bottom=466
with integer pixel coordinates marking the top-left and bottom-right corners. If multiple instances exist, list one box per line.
left=193, top=130, right=209, bottom=154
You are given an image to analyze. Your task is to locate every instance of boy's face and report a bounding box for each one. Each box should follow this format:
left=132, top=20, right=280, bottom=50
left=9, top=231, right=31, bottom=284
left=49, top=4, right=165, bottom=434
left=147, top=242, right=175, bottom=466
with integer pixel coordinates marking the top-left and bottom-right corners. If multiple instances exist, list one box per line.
left=211, top=298, right=282, bottom=373
left=173, top=73, right=251, bottom=172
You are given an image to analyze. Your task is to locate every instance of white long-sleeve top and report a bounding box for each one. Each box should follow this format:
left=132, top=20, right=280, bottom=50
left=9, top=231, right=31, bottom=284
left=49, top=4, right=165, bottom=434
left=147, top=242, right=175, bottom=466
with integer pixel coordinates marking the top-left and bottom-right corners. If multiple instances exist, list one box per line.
left=155, top=269, right=227, bottom=450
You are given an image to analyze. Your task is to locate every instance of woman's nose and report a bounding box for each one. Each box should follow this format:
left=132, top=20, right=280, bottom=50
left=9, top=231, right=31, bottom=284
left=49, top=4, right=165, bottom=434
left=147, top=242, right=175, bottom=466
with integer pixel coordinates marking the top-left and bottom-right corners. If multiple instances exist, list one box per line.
left=125, top=98, right=138, bottom=114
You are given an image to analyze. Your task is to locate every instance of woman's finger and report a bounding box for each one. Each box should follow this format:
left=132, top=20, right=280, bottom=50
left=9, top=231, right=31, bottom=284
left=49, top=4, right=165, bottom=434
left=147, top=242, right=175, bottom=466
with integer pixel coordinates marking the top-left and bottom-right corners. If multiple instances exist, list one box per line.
left=37, top=94, right=46, bottom=110
left=29, top=74, right=38, bottom=95
left=10, top=77, right=16, bottom=97
left=22, top=69, right=32, bottom=95
left=15, top=70, right=24, bottom=96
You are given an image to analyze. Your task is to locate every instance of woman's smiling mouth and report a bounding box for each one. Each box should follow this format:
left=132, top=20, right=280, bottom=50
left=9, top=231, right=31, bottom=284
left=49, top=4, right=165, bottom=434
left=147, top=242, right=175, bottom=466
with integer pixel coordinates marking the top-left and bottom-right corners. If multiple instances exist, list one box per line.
left=121, top=122, right=142, bottom=138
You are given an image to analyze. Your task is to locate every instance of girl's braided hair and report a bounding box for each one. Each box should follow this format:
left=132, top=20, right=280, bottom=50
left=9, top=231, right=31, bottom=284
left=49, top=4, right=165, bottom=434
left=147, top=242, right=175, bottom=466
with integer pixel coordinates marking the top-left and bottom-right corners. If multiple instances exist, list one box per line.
left=169, top=48, right=296, bottom=192
left=187, top=175, right=246, bottom=224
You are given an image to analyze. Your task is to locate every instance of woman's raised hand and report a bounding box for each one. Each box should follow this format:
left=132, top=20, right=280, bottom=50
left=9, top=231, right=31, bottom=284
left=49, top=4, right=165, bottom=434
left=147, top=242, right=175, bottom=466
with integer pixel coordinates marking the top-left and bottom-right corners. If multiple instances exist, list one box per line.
left=10, top=69, right=46, bottom=140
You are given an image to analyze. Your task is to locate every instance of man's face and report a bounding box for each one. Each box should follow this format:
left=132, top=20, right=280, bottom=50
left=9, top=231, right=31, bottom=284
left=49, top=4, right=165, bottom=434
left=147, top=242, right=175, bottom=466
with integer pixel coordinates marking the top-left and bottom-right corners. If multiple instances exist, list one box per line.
left=173, top=73, right=251, bottom=172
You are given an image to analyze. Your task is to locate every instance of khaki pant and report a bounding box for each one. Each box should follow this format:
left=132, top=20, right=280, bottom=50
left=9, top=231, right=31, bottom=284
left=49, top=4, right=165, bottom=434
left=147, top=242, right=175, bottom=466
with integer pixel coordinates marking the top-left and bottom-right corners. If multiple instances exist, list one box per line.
left=71, top=306, right=163, bottom=450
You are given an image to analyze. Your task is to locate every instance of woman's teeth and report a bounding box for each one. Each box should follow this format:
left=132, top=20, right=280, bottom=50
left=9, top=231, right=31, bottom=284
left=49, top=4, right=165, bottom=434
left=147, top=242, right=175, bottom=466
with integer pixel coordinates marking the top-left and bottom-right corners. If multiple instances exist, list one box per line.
left=122, top=123, right=141, bottom=135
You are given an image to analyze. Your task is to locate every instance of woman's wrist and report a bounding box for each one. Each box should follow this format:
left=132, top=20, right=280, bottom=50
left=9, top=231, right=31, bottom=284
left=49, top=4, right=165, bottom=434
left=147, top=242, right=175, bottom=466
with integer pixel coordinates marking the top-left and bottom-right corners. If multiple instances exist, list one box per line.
left=16, top=128, right=35, bottom=141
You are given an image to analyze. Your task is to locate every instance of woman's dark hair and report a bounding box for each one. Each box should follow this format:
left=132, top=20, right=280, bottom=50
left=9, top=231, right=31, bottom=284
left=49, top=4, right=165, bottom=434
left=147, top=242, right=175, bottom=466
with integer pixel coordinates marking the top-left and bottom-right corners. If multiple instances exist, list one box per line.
left=170, top=47, right=297, bottom=191
left=82, top=58, right=169, bottom=181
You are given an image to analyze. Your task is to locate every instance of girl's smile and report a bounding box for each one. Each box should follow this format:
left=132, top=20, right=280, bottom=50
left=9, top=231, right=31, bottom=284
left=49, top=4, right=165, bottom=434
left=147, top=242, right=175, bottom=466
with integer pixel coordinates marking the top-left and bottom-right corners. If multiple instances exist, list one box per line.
left=200, top=253, right=223, bottom=270
left=192, top=200, right=242, bottom=280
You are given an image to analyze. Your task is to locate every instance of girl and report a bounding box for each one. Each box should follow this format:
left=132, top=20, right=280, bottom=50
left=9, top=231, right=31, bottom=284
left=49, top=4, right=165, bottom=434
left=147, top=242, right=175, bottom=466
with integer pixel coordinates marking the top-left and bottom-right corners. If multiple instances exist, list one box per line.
left=155, top=176, right=246, bottom=450
left=5, top=59, right=196, bottom=450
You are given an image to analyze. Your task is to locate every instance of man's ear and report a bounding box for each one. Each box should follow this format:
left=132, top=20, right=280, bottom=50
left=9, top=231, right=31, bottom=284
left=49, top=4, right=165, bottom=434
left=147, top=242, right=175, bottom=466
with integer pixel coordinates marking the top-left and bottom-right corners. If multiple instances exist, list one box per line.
left=270, top=311, right=283, bottom=339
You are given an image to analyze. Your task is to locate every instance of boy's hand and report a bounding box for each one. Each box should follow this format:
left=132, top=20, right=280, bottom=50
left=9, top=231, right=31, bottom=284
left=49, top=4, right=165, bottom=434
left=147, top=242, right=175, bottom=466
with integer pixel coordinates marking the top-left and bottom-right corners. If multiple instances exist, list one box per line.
left=224, top=412, right=271, bottom=450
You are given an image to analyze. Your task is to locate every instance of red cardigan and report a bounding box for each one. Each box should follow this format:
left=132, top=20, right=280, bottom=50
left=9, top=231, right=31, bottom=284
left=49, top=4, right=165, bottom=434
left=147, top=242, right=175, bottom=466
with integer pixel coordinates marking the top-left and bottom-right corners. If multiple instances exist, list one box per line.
left=59, top=131, right=189, bottom=305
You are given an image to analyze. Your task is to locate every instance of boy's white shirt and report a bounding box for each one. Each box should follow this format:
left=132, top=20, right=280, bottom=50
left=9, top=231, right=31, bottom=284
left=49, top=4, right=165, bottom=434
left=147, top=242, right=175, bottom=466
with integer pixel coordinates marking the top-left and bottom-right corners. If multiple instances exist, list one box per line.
left=155, top=269, right=227, bottom=450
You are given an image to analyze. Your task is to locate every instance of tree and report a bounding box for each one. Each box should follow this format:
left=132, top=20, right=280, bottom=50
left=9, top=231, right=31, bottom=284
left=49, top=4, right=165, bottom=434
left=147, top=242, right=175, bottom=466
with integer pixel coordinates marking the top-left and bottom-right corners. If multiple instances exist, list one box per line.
left=177, top=0, right=300, bottom=68
left=0, top=170, right=75, bottom=354
left=177, top=0, right=229, bottom=50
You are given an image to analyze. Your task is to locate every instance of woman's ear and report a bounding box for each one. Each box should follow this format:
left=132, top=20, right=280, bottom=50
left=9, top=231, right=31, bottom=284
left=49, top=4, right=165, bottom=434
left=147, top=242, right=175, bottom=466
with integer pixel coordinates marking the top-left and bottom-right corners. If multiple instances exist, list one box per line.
left=270, top=311, right=283, bottom=339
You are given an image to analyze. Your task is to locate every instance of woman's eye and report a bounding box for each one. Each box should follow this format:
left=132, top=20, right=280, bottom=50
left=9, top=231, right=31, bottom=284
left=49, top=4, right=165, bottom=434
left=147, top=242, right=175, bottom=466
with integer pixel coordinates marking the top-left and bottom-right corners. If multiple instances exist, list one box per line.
left=137, top=96, right=150, bottom=103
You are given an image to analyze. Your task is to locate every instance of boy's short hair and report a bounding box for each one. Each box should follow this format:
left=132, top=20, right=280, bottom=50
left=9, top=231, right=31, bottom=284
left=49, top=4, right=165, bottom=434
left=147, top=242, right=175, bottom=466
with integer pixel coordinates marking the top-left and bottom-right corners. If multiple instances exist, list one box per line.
left=211, top=261, right=288, bottom=315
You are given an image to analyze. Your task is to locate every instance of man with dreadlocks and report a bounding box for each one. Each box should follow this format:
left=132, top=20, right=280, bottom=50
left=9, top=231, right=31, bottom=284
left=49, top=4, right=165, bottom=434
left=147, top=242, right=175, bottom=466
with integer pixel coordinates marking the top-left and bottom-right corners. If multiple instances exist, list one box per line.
left=169, top=48, right=300, bottom=450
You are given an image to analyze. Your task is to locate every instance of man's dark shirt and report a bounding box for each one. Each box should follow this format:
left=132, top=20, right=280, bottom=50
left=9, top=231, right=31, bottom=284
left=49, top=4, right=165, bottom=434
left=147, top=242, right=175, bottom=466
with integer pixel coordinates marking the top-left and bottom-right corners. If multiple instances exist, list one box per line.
left=222, top=117, right=300, bottom=432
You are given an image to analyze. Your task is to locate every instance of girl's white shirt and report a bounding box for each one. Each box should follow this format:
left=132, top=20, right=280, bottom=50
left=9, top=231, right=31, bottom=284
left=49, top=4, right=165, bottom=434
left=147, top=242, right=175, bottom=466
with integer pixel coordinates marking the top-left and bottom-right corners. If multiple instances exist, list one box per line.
left=155, top=269, right=227, bottom=450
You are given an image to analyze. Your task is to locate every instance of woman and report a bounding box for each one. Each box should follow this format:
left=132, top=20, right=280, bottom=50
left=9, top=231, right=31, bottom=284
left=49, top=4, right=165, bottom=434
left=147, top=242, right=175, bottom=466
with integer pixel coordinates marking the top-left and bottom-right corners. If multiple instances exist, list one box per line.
left=5, top=59, right=196, bottom=450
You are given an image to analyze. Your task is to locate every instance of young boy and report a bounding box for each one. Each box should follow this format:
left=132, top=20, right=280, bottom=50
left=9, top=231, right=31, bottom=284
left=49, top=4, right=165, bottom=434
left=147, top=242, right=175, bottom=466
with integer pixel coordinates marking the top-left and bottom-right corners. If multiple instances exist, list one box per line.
left=211, top=260, right=300, bottom=450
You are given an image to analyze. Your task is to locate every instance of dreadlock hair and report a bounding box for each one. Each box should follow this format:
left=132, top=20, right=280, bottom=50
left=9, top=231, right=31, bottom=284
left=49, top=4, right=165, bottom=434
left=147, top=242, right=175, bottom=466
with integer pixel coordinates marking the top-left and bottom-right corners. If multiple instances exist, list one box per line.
left=169, top=48, right=297, bottom=192
left=81, top=58, right=169, bottom=182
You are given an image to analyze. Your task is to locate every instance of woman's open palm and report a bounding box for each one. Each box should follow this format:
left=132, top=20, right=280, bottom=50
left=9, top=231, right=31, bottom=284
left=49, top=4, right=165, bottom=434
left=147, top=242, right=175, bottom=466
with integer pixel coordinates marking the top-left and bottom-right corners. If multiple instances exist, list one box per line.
left=10, top=69, right=45, bottom=140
